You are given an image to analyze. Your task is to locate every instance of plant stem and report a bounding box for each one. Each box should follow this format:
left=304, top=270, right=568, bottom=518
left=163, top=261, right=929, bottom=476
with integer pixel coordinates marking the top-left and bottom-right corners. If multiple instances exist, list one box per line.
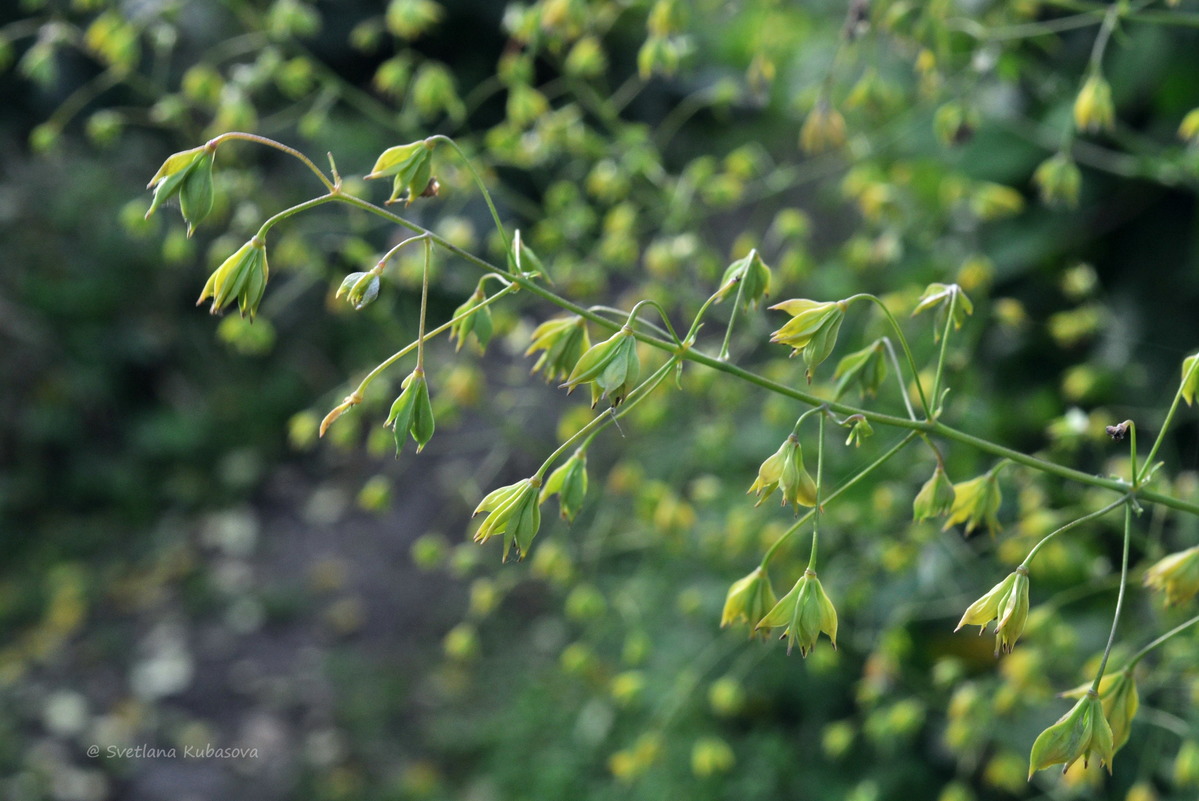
left=845, top=294, right=931, bottom=419
left=210, top=132, right=336, bottom=192
left=762, top=432, right=918, bottom=567
left=809, top=412, right=827, bottom=570
left=427, top=135, right=510, bottom=250
left=1020, top=496, right=1128, bottom=568
left=1092, top=503, right=1133, bottom=693
left=1140, top=356, right=1199, bottom=483
left=1125, top=613, right=1199, bottom=671
left=255, top=194, right=337, bottom=239
left=718, top=255, right=752, bottom=360
left=881, top=337, right=917, bottom=421
left=626, top=299, right=682, bottom=346
left=930, top=291, right=957, bottom=416
left=416, top=238, right=431, bottom=372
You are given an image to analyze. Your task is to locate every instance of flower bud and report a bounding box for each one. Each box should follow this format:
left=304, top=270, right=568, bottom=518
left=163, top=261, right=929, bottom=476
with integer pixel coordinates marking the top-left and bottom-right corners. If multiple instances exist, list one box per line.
left=1073, top=73, right=1115, bottom=133
left=691, top=736, right=735, bottom=777
left=955, top=566, right=1029, bottom=655
left=799, top=100, right=847, bottom=154
left=472, top=477, right=542, bottom=561
left=833, top=340, right=886, bottom=399
left=1064, top=671, right=1139, bottom=754
left=561, top=327, right=640, bottom=407
left=842, top=415, right=873, bottom=448
left=748, top=436, right=816, bottom=510
left=913, top=465, right=955, bottom=522
left=385, top=369, right=435, bottom=456
left=717, top=250, right=772, bottom=309
left=335, top=270, right=381, bottom=310
left=1179, top=108, right=1199, bottom=144
left=1175, top=740, right=1199, bottom=787
left=756, top=568, right=838, bottom=657
left=196, top=238, right=269, bottom=319
left=1028, top=690, right=1115, bottom=777
left=1033, top=153, right=1081, bottom=209
left=449, top=282, right=494, bottom=353
left=365, top=139, right=437, bottom=206
left=768, top=299, right=846, bottom=380
left=1180, top=353, right=1199, bottom=407
left=540, top=450, right=588, bottom=522
left=912, top=283, right=973, bottom=340
left=720, top=567, right=777, bottom=638
left=1143, top=545, right=1199, bottom=605
left=942, top=472, right=1002, bottom=536
left=526, top=316, right=590, bottom=384
left=146, top=144, right=215, bottom=236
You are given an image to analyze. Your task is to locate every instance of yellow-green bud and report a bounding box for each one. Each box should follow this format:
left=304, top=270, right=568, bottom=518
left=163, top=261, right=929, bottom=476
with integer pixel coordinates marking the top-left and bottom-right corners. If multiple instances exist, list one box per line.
left=717, top=250, right=772, bottom=309
left=1181, top=353, right=1199, bottom=407
left=1073, top=73, right=1115, bottom=133
left=943, top=472, right=1002, bottom=536
left=768, top=299, right=846, bottom=380
left=1033, top=153, right=1082, bottom=209
left=800, top=100, right=847, bottom=154
left=385, top=369, right=435, bottom=456
left=146, top=143, right=216, bottom=237
left=756, top=568, right=838, bottom=657
left=526, top=316, right=590, bottom=384
left=561, top=327, right=640, bottom=407
left=196, top=238, right=269, bottom=319
left=449, top=282, right=494, bottom=353
left=1143, top=545, right=1199, bottom=605
left=335, top=270, right=381, bottom=311
left=472, top=477, right=542, bottom=562
left=720, top=566, right=777, bottom=638
left=365, top=139, right=437, bottom=206
left=913, top=465, right=955, bottom=522
left=1028, top=690, right=1115, bottom=777
left=833, top=341, right=887, bottom=399
left=540, top=450, right=588, bottom=522
left=955, top=567, right=1030, bottom=655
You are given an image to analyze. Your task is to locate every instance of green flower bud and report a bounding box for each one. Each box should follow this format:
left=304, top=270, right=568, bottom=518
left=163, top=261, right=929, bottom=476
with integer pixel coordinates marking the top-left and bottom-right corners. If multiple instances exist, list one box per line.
left=335, top=270, right=381, bottom=310
left=385, top=368, right=435, bottom=455
left=1064, top=670, right=1139, bottom=754
left=145, top=144, right=216, bottom=237
left=1033, top=152, right=1081, bottom=209
left=561, top=326, right=640, bottom=407
left=449, top=282, right=494, bottom=353
left=943, top=472, right=1002, bottom=536
left=1073, top=73, right=1115, bottom=133
left=912, top=283, right=973, bottom=340
left=1143, top=545, right=1199, bottom=605
left=541, top=450, right=588, bottom=522
left=756, top=568, right=838, bottom=657
left=833, top=340, right=887, bottom=399
left=526, top=316, right=590, bottom=384
left=1179, top=108, right=1199, bottom=144
left=365, top=139, right=437, bottom=206
left=472, top=477, right=542, bottom=562
left=717, top=250, right=772, bottom=309
left=1180, top=353, right=1199, bottom=407
left=196, top=237, right=269, bottom=319
left=691, top=736, right=735, bottom=777
left=747, top=435, right=816, bottom=510
left=955, top=566, right=1029, bottom=655
left=799, top=99, right=847, bottom=154
left=769, top=299, right=846, bottom=380
left=842, top=415, right=873, bottom=448
left=1028, top=690, right=1115, bottom=777
left=1175, top=740, right=1199, bottom=787
left=720, top=566, right=777, bottom=638
left=913, top=465, right=955, bottom=522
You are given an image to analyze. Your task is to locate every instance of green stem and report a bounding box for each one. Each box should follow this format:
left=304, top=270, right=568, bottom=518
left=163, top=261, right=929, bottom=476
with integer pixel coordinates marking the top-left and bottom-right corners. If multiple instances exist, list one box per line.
left=1139, top=357, right=1199, bottom=484
left=1020, top=496, right=1128, bottom=568
left=209, top=132, right=336, bottom=192
left=255, top=194, right=337, bottom=239
left=533, top=357, right=679, bottom=482
left=416, top=238, right=431, bottom=372
left=1125, top=613, right=1199, bottom=671
left=323, top=192, right=1199, bottom=518
left=845, top=294, right=932, bottom=419
left=1091, top=503, right=1133, bottom=693
left=1127, top=420, right=1139, bottom=488
left=762, top=432, right=918, bottom=567
left=809, top=411, right=827, bottom=571
left=1086, top=3, right=1120, bottom=76
left=881, top=337, right=917, bottom=421
left=626, top=299, right=682, bottom=346
left=427, top=135, right=510, bottom=251
left=929, top=291, right=957, bottom=416
left=683, top=291, right=725, bottom=348
left=718, top=255, right=753, bottom=360
left=352, top=284, right=519, bottom=398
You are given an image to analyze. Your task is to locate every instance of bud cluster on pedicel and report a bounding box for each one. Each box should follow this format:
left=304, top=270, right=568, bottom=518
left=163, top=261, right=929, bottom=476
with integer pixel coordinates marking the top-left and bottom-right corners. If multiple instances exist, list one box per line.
left=148, top=131, right=1199, bottom=783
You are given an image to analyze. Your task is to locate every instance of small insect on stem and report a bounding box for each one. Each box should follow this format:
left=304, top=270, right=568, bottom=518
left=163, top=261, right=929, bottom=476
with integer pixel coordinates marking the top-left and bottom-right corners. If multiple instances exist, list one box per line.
left=1106, top=420, right=1131, bottom=441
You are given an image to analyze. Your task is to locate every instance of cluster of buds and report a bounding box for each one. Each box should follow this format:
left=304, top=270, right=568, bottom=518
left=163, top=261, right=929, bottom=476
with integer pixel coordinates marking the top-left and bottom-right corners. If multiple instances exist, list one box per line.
left=386, top=369, right=435, bottom=456
left=145, top=143, right=215, bottom=237
left=526, top=316, right=591, bottom=384
left=768, top=299, right=846, bottom=380
left=747, top=435, right=818, bottom=511
left=365, top=139, right=438, bottom=205
left=756, top=568, right=838, bottom=657
left=1028, top=689, right=1115, bottom=777
left=473, top=478, right=542, bottom=562
left=561, top=326, right=640, bottom=407
left=955, top=566, right=1030, bottom=656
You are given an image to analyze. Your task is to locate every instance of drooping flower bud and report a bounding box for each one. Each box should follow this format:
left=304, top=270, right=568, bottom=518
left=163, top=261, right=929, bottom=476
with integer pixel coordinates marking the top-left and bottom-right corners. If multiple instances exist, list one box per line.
left=385, top=368, right=435, bottom=456
left=541, top=450, right=588, bottom=522
left=747, top=435, right=817, bottom=510
left=196, top=237, right=269, bottom=319
left=842, top=414, right=873, bottom=448
left=1143, top=545, right=1199, bottom=605
left=472, top=477, right=542, bottom=562
left=955, top=566, right=1030, bottom=655
left=449, top=282, right=494, bottom=353
left=768, top=299, right=846, bottom=380
left=1180, top=353, right=1199, bottom=407
left=1073, top=73, right=1115, bottom=133
left=716, top=250, right=772, bottom=309
left=145, top=143, right=215, bottom=236
left=365, top=139, right=437, bottom=206
left=720, top=567, right=777, bottom=638
left=942, top=472, right=1002, bottom=536
left=799, top=99, right=847, bottom=154
left=1033, top=153, right=1082, bottom=209
left=1179, top=108, right=1199, bottom=145
left=1064, top=670, right=1139, bottom=753
left=913, top=465, right=955, bottom=522
left=335, top=270, right=381, bottom=310
left=833, top=340, right=887, bottom=399
left=1028, top=690, right=1115, bottom=777
left=912, top=283, right=973, bottom=340
left=756, top=568, right=838, bottom=657
left=561, top=326, right=640, bottom=407
left=526, top=316, right=590, bottom=384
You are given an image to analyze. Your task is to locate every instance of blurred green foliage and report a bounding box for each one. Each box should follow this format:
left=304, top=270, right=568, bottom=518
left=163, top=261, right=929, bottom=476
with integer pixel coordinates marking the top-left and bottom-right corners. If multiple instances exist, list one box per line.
left=5, top=1, right=1199, bottom=800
